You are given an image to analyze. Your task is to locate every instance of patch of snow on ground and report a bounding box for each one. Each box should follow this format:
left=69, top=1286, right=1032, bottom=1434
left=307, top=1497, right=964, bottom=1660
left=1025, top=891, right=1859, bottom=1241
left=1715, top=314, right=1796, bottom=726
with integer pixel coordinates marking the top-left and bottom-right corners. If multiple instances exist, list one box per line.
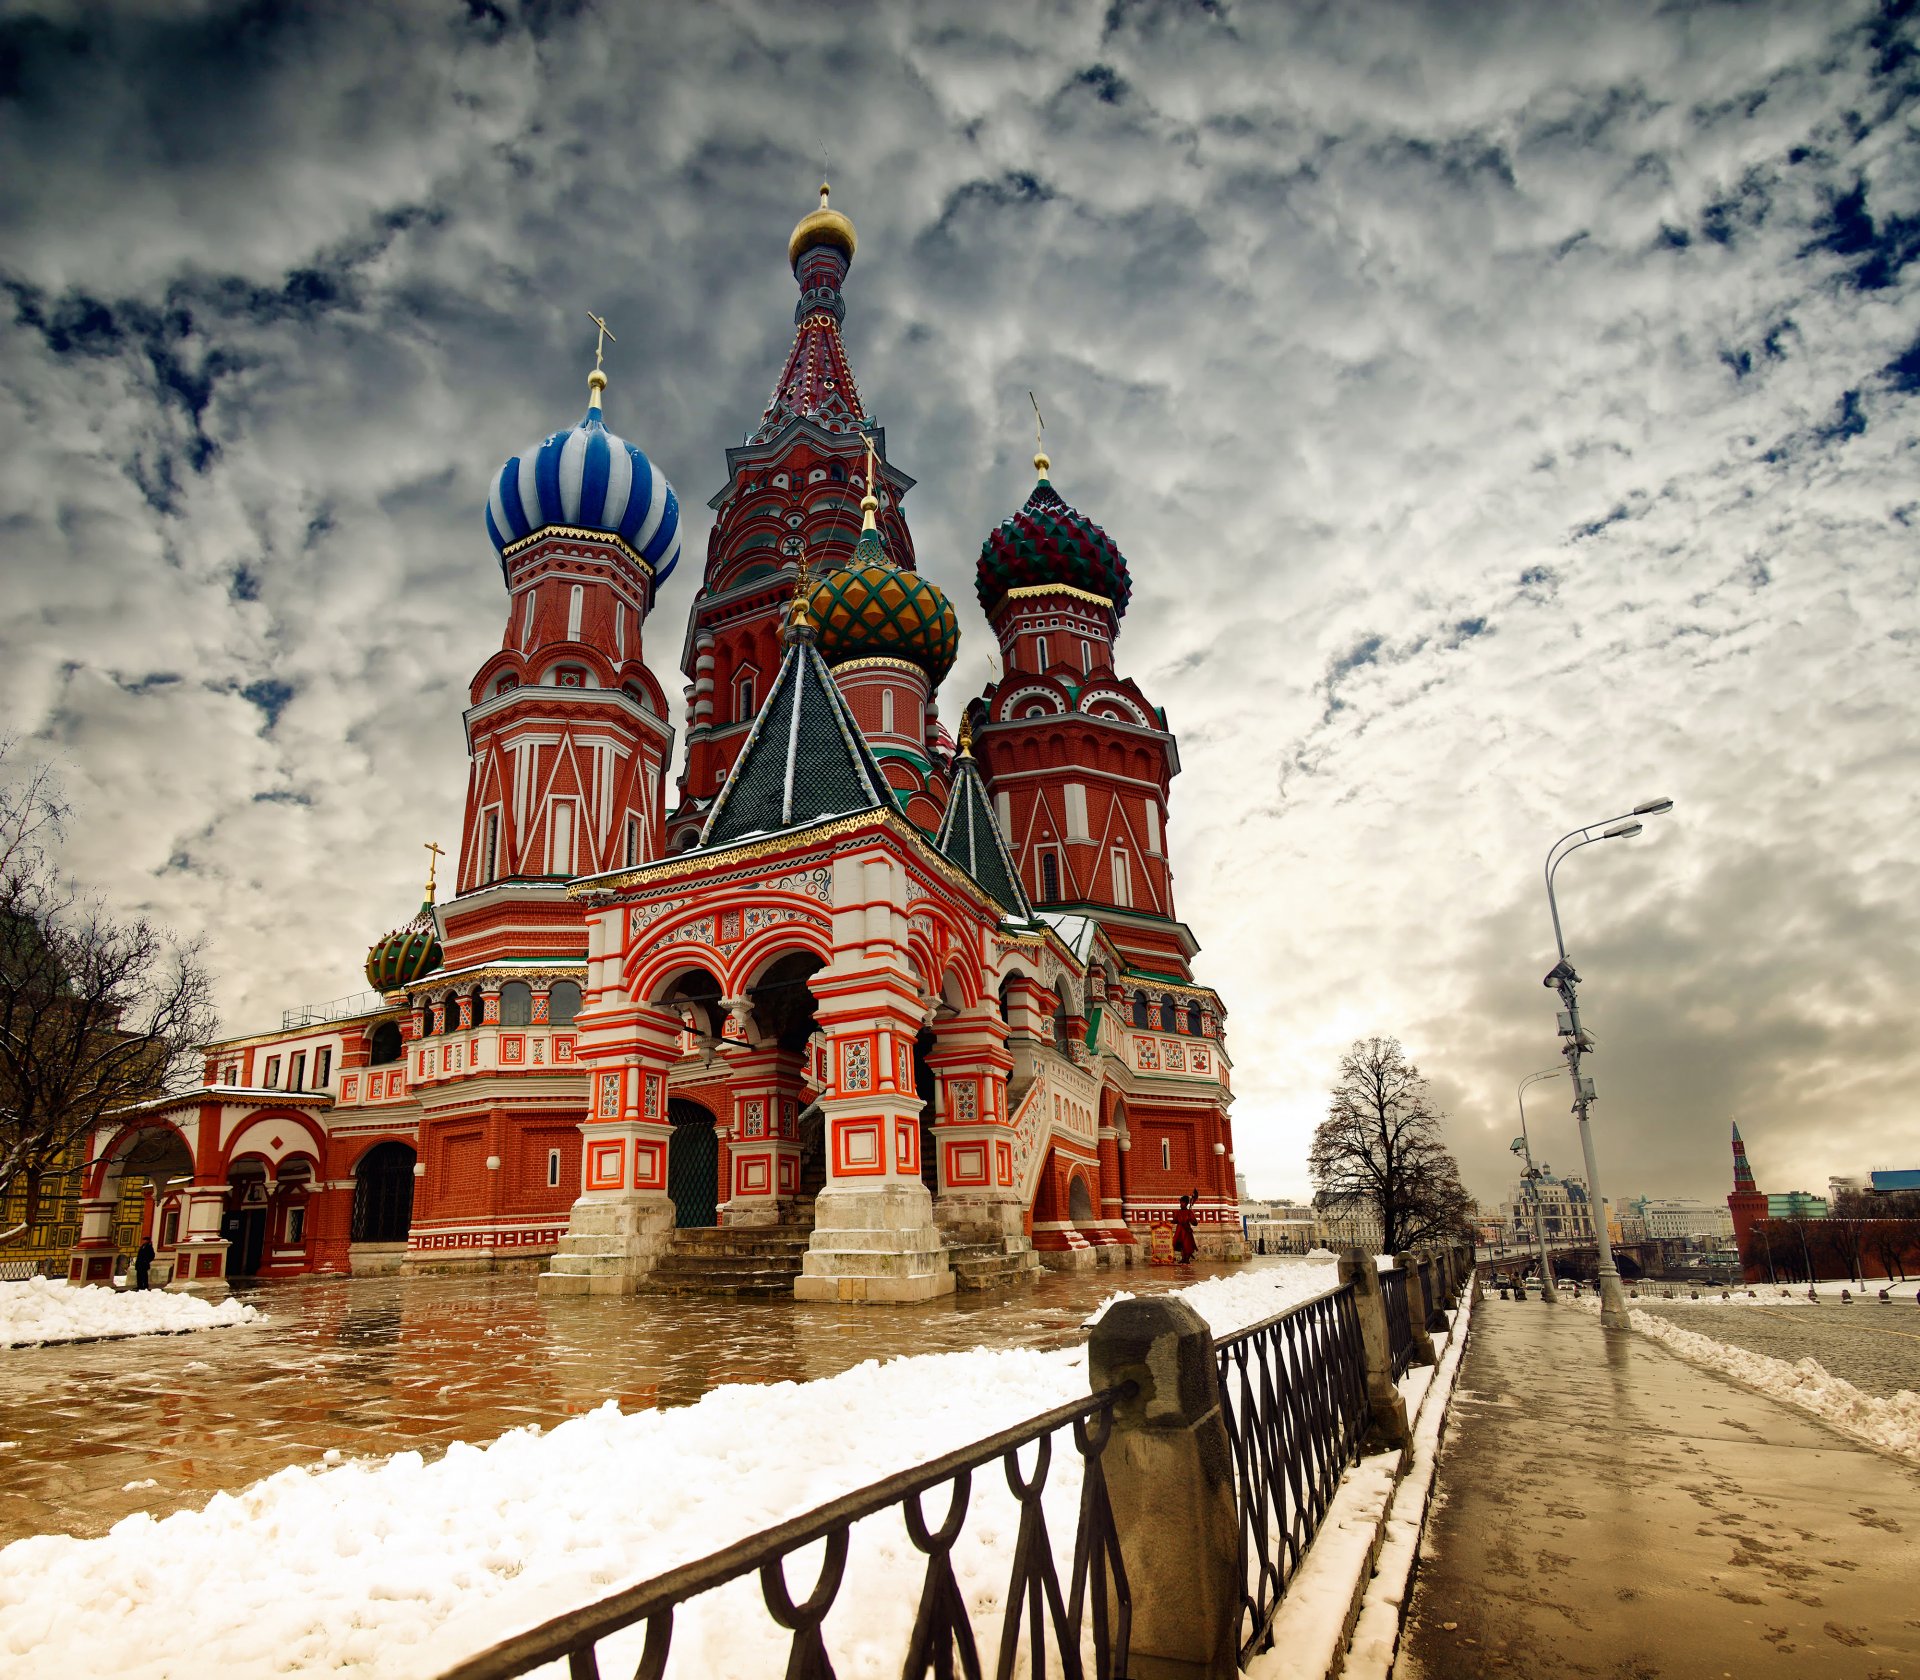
left=0, top=1264, right=1330, bottom=1680
left=1590, top=1298, right=1920, bottom=1462
left=0, top=1277, right=262, bottom=1348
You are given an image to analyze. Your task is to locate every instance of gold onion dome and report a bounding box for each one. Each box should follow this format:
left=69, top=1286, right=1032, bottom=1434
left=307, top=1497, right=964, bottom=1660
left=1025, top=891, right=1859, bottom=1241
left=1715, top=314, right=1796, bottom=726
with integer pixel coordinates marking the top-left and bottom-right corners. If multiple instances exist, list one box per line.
left=788, top=181, right=857, bottom=268
left=806, top=467, right=959, bottom=686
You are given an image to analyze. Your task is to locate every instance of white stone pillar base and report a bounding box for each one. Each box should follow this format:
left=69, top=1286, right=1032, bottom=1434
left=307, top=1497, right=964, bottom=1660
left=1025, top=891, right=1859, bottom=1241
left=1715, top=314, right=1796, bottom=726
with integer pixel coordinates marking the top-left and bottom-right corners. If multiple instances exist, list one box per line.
left=539, top=1194, right=675, bottom=1296
left=795, top=1183, right=955, bottom=1304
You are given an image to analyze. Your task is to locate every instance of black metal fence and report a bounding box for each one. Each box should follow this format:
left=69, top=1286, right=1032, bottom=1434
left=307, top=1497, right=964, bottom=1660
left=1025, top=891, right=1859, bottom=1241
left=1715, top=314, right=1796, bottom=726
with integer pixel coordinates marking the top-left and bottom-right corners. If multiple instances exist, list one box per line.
left=435, top=1388, right=1133, bottom=1680
left=436, top=1268, right=1433, bottom=1680
left=1213, top=1283, right=1373, bottom=1665
left=1380, top=1266, right=1416, bottom=1381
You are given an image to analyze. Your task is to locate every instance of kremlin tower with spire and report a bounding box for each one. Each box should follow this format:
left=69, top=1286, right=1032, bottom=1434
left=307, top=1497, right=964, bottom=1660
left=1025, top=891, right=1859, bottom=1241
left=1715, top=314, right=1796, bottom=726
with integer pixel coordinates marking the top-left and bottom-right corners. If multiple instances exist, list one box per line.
left=64, top=190, right=1241, bottom=1298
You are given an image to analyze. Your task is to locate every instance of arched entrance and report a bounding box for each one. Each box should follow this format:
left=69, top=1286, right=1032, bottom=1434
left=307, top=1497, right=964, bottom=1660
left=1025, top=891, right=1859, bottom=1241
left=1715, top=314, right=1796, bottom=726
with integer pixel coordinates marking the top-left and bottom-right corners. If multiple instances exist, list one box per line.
left=668, top=1099, right=718, bottom=1228
left=1069, top=1174, right=1095, bottom=1224
left=351, top=1142, right=417, bottom=1243
left=104, top=1126, right=194, bottom=1264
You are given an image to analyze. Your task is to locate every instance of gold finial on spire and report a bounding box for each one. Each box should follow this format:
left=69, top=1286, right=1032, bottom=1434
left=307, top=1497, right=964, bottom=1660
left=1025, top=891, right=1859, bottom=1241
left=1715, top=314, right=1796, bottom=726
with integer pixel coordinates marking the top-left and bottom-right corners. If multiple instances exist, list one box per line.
left=423, top=840, right=446, bottom=903
left=586, top=310, right=616, bottom=408
left=860, top=429, right=880, bottom=529
left=957, top=714, right=974, bottom=757
left=786, top=545, right=816, bottom=642
left=820, top=179, right=831, bottom=210
left=789, top=180, right=857, bottom=267
left=1029, top=391, right=1050, bottom=480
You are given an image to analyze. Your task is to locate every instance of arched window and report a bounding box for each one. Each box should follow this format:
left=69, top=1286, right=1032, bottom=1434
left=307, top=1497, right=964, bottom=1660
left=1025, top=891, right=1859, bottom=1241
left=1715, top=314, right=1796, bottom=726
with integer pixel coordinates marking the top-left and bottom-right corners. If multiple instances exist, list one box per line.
left=829, top=461, right=846, bottom=482
left=1187, top=1003, right=1203, bottom=1036
left=368, top=1021, right=403, bottom=1066
left=418, top=1002, right=437, bottom=1039
left=1051, top=990, right=1070, bottom=1050
left=494, top=674, right=518, bottom=697
left=737, top=673, right=756, bottom=720
left=1160, top=995, right=1178, bottom=1032
left=548, top=980, right=582, bottom=1027
left=1040, top=851, right=1060, bottom=903
left=500, top=981, right=533, bottom=1027
left=998, top=975, right=1019, bottom=1027
left=1132, top=990, right=1150, bottom=1029
left=466, top=986, right=484, bottom=1031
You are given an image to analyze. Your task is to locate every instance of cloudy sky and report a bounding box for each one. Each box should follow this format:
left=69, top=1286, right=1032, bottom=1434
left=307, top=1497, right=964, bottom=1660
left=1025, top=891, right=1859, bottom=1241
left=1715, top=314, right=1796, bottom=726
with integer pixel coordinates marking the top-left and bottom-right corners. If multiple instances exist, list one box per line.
left=3, top=0, right=1916, bottom=1210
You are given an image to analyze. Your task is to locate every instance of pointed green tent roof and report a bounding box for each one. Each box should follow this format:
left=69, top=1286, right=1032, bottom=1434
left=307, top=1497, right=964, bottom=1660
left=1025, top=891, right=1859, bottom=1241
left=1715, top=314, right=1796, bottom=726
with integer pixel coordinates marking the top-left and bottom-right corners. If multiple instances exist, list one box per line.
left=699, top=636, right=893, bottom=848
left=934, top=730, right=1031, bottom=917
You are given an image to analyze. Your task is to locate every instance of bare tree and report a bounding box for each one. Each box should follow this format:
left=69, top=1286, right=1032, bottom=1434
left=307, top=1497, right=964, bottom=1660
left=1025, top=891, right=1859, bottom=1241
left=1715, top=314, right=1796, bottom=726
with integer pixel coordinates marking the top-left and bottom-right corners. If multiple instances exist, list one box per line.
left=1309, top=1035, right=1474, bottom=1253
left=1, top=745, right=216, bottom=1239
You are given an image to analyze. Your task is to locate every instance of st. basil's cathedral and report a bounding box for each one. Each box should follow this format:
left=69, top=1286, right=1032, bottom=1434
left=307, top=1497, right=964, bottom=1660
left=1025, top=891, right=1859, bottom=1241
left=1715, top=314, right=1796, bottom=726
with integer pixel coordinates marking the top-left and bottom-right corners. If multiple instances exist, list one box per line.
left=69, top=191, right=1243, bottom=1301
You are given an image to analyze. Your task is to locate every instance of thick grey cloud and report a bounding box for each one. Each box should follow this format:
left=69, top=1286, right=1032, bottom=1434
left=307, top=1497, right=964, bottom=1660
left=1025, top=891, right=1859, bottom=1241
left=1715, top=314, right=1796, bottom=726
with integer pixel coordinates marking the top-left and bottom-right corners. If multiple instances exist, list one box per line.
left=3, top=0, right=1916, bottom=1213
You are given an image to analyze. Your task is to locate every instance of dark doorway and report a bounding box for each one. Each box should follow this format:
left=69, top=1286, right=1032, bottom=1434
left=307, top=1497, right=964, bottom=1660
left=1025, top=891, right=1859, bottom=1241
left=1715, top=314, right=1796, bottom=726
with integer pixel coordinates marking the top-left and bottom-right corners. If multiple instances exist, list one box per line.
left=1069, top=1175, right=1094, bottom=1224
left=669, top=1099, right=718, bottom=1228
left=351, top=1142, right=417, bottom=1242
left=223, top=1201, right=267, bottom=1277
left=915, top=1027, right=939, bottom=1194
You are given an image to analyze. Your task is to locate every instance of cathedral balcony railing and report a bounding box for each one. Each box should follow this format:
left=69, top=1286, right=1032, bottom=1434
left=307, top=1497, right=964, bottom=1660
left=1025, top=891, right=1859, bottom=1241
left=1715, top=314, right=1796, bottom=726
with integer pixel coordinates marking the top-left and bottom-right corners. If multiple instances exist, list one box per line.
left=281, top=989, right=389, bottom=1030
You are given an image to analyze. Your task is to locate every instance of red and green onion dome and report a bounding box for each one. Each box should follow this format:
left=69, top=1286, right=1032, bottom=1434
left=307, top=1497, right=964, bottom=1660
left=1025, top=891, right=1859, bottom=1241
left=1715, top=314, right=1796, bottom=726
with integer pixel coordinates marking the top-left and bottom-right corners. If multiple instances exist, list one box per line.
left=807, top=520, right=960, bottom=686
left=365, top=902, right=441, bottom=994
left=976, top=453, right=1132, bottom=619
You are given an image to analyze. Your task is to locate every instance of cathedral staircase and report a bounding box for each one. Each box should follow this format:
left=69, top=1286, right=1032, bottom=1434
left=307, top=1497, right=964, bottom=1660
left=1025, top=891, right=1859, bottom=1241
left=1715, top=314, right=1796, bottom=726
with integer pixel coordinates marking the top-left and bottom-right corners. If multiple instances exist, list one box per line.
left=637, top=1222, right=816, bottom=1300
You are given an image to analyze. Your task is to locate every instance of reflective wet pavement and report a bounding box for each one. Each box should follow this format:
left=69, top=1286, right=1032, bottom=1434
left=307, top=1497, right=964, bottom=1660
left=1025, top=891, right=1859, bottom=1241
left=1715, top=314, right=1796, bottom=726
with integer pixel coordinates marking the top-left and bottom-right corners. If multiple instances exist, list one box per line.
left=1399, top=1296, right=1920, bottom=1680
left=0, top=1259, right=1266, bottom=1546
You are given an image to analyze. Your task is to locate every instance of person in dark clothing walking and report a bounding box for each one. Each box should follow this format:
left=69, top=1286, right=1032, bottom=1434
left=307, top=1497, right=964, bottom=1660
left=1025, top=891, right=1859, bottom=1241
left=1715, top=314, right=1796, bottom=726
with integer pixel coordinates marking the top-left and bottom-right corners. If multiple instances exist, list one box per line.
left=134, top=1239, right=155, bottom=1291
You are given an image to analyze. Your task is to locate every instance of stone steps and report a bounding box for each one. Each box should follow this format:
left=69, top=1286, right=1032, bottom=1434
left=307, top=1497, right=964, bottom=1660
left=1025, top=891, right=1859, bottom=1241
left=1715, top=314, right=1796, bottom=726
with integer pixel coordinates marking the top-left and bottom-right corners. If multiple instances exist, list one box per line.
left=634, top=1222, right=815, bottom=1299
left=948, top=1239, right=1043, bottom=1292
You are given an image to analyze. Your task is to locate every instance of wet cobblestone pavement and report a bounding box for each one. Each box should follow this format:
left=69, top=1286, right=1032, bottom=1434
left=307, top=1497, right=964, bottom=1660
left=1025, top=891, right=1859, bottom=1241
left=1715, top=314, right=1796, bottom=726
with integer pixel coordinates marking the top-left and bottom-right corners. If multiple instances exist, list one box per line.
left=0, top=1259, right=1266, bottom=1546
left=1637, top=1299, right=1920, bottom=1401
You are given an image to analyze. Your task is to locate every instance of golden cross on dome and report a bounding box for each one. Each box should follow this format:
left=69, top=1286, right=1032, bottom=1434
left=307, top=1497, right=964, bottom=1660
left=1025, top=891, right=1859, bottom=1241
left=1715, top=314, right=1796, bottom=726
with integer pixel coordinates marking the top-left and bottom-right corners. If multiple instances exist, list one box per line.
left=423, top=840, right=446, bottom=901
left=585, top=311, right=616, bottom=407
left=587, top=311, right=616, bottom=371
left=1029, top=391, right=1050, bottom=479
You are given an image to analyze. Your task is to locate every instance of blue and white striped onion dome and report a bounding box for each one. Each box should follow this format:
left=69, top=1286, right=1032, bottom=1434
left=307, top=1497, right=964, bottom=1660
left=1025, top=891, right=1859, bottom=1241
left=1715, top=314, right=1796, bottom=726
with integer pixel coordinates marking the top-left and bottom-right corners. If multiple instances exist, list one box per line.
left=485, top=401, right=682, bottom=585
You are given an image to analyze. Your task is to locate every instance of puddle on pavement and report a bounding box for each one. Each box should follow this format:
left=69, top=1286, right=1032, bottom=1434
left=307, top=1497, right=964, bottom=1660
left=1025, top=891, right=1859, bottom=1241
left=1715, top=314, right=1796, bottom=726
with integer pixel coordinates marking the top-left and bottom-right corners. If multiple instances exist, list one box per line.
left=0, top=1257, right=1292, bottom=1545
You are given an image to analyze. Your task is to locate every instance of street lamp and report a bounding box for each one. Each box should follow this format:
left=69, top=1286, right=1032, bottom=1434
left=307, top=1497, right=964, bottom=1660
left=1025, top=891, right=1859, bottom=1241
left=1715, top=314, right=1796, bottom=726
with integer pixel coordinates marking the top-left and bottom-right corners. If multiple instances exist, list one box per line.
left=1544, top=797, right=1674, bottom=1331
left=1513, top=1066, right=1565, bottom=1297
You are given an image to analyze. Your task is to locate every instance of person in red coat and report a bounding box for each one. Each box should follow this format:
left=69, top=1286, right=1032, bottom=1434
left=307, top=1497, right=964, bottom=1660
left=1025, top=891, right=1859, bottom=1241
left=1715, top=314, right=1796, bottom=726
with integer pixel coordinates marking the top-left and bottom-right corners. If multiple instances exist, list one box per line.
left=1171, top=1190, right=1200, bottom=1262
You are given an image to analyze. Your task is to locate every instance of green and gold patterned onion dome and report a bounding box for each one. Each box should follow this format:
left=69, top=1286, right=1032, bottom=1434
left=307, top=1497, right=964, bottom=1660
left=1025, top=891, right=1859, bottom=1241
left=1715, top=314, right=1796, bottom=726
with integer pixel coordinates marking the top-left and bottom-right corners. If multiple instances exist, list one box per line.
left=807, top=486, right=960, bottom=685
left=366, top=902, right=441, bottom=994
left=976, top=451, right=1132, bottom=619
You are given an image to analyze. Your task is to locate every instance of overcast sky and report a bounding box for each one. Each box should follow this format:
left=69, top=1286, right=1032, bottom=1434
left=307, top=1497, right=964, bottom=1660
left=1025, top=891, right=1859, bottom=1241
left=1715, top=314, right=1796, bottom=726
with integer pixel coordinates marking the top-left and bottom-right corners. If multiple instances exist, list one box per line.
left=3, top=0, right=1916, bottom=1209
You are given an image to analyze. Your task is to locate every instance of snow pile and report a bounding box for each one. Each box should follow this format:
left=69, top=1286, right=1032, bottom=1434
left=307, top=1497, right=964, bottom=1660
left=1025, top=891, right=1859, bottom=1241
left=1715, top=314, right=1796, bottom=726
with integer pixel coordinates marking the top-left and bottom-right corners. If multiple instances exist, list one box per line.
left=1083, top=1261, right=1339, bottom=1334
left=1594, top=1300, right=1920, bottom=1462
left=0, top=1277, right=262, bottom=1348
left=0, top=1265, right=1332, bottom=1679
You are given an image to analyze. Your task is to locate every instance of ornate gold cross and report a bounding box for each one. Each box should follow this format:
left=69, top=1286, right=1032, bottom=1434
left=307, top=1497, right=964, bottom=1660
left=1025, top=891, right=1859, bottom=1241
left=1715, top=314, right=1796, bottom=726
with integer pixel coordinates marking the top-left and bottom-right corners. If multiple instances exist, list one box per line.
left=587, top=310, right=616, bottom=372
left=424, top=839, right=446, bottom=899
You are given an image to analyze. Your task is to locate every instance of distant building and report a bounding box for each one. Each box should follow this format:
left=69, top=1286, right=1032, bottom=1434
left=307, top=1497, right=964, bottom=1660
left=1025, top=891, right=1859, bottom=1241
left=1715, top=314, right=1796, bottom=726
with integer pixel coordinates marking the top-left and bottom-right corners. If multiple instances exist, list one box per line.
left=1506, top=1170, right=1596, bottom=1245
left=1312, top=1202, right=1384, bottom=1255
left=1628, top=1198, right=1735, bottom=1241
left=1766, top=1191, right=1828, bottom=1219
left=1828, top=1176, right=1866, bottom=1202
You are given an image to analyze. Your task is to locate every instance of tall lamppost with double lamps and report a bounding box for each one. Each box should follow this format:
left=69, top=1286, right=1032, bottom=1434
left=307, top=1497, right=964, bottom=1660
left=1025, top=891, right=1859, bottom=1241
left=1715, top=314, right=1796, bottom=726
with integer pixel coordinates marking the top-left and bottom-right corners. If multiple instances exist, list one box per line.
left=1513, top=1065, right=1565, bottom=1297
left=1544, top=798, right=1674, bottom=1330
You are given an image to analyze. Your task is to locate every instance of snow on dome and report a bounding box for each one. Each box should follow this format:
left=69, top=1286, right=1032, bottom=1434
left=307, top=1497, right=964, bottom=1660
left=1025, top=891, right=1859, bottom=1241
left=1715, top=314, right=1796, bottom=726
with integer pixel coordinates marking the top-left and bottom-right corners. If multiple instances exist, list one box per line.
left=484, top=399, right=682, bottom=585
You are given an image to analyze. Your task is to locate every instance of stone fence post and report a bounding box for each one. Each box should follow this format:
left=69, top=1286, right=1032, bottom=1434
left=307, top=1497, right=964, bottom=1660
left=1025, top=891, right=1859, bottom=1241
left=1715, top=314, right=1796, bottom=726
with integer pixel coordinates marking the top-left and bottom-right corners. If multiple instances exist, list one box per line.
left=1337, top=1249, right=1411, bottom=1453
left=1396, top=1252, right=1440, bottom=1366
left=1421, top=1255, right=1450, bottom=1333
left=1088, top=1297, right=1240, bottom=1679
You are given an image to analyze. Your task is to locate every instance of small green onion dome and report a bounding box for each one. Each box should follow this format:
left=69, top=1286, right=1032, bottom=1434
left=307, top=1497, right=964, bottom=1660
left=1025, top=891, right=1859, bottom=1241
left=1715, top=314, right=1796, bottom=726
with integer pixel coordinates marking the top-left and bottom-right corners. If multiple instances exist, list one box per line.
left=976, top=455, right=1131, bottom=619
left=807, top=494, right=960, bottom=685
left=366, top=902, right=441, bottom=994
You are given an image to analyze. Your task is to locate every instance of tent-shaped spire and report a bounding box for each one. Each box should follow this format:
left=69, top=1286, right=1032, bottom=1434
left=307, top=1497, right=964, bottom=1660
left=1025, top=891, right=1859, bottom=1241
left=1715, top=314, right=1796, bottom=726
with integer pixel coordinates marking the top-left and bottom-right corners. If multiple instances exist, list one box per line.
left=699, top=635, right=893, bottom=848
left=934, top=720, right=1031, bottom=917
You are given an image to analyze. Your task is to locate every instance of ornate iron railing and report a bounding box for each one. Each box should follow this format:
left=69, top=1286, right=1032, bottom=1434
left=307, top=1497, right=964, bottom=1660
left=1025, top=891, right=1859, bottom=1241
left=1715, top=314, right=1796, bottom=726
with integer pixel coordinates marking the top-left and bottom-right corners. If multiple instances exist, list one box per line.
left=1380, top=1266, right=1416, bottom=1381
left=435, top=1388, right=1133, bottom=1680
left=1213, top=1283, right=1374, bottom=1665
